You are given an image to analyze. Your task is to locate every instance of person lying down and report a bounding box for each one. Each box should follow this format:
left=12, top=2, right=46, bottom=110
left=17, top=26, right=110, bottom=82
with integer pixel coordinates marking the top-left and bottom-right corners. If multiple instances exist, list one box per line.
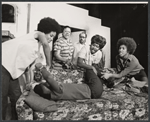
left=31, top=63, right=104, bottom=101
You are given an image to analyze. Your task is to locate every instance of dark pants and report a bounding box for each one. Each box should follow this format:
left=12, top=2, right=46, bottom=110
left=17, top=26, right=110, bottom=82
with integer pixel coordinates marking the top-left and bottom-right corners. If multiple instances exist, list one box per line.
left=2, top=66, right=21, bottom=120
left=84, top=69, right=103, bottom=99
left=129, top=69, right=148, bottom=81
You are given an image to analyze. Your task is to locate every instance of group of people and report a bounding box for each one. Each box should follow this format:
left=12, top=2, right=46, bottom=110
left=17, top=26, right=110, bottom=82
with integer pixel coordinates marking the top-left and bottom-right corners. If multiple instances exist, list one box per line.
left=2, top=17, right=148, bottom=120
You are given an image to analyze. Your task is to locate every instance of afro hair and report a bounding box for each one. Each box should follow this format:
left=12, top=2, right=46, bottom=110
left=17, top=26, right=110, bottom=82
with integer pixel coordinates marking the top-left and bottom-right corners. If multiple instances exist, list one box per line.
left=117, top=37, right=137, bottom=54
left=37, top=17, right=61, bottom=34
left=91, top=35, right=106, bottom=50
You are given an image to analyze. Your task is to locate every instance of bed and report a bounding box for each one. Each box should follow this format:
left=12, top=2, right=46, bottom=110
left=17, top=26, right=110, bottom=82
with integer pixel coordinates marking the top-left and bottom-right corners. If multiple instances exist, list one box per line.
left=16, top=68, right=148, bottom=120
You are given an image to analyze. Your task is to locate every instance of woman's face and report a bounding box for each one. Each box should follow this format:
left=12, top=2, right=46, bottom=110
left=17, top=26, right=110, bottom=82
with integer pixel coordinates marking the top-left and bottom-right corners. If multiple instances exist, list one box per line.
left=90, top=43, right=100, bottom=54
left=45, top=31, right=56, bottom=43
left=119, top=45, right=129, bottom=57
left=62, top=27, right=71, bottom=39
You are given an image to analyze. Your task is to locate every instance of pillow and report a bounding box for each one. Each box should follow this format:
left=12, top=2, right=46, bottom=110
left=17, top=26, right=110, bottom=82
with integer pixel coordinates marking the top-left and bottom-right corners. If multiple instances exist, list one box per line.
left=24, top=90, right=57, bottom=112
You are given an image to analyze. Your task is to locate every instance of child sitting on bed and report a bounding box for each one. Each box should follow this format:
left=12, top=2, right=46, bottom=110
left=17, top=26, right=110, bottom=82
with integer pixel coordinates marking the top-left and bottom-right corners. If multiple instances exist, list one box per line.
left=32, top=63, right=103, bottom=100
left=102, top=37, right=148, bottom=92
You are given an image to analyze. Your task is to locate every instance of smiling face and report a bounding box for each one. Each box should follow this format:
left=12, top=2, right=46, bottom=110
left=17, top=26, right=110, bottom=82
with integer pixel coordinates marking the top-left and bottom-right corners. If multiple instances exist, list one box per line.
left=90, top=43, right=100, bottom=54
left=45, top=31, right=56, bottom=43
left=118, top=45, right=129, bottom=58
left=62, top=27, right=71, bottom=40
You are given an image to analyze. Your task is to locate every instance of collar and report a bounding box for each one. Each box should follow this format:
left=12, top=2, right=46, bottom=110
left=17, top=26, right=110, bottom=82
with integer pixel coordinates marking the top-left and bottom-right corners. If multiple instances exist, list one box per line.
left=117, top=54, right=132, bottom=62
left=127, top=54, right=132, bottom=62
left=77, top=42, right=86, bottom=45
left=91, top=50, right=100, bottom=56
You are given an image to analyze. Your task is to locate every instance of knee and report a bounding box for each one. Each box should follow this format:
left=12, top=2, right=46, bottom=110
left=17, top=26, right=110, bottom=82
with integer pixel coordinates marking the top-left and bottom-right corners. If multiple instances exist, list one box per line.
left=85, top=69, right=98, bottom=80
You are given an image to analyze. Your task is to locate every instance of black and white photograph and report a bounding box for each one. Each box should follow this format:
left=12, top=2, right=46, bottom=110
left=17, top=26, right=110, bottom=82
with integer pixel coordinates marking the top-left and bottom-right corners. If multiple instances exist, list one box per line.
left=1, top=1, right=148, bottom=120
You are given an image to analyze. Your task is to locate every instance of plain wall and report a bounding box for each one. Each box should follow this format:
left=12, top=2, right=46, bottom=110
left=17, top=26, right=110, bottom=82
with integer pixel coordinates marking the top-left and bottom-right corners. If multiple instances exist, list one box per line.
left=2, top=2, right=111, bottom=68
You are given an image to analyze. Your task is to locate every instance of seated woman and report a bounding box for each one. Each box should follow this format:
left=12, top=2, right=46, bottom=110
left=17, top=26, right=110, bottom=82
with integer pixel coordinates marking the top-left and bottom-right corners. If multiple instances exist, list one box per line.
left=77, top=35, right=109, bottom=85
left=52, top=26, right=74, bottom=69
left=102, top=37, right=148, bottom=92
left=77, top=34, right=106, bottom=72
left=33, top=63, right=103, bottom=100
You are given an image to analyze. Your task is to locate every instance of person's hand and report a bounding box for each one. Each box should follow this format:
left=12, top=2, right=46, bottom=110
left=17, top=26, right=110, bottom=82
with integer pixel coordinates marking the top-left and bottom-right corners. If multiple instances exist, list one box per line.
left=46, top=65, right=50, bottom=71
left=35, top=63, right=43, bottom=70
left=66, top=59, right=72, bottom=65
left=101, top=73, right=112, bottom=80
left=92, top=66, right=97, bottom=75
left=26, top=82, right=32, bottom=91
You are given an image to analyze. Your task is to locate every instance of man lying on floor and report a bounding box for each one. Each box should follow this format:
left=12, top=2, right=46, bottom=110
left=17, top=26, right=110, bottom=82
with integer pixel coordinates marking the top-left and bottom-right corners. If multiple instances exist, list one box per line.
left=32, top=63, right=104, bottom=100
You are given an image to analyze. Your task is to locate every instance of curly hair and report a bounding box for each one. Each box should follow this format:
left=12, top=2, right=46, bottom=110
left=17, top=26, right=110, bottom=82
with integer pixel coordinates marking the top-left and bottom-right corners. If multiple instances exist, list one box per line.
left=91, top=35, right=106, bottom=49
left=117, top=37, right=137, bottom=54
left=37, top=17, right=61, bottom=34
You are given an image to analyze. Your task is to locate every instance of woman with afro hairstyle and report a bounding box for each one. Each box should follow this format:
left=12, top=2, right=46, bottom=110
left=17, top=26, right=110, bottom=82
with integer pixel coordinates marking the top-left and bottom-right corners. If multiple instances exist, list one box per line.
left=102, top=37, right=148, bottom=90
left=2, top=17, right=61, bottom=120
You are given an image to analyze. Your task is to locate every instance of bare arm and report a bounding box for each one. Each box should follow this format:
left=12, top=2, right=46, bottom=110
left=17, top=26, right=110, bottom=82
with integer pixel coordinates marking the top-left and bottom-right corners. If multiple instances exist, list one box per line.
left=35, top=32, right=51, bottom=67
left=77, top=57, right=93, bottom=70
left=102, top=60, right=138, bottom=79
left=54, top=50, right=68, bottom=62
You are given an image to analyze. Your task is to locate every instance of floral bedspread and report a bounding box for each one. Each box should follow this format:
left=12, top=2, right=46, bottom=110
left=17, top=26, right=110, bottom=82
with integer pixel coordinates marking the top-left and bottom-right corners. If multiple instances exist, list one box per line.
left=16, top=69, right=148, bottom=120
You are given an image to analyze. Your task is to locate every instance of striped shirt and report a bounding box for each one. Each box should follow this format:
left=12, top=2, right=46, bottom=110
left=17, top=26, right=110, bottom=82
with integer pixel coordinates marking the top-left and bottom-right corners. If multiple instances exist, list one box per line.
left=52, top=37, right=74, bottom=68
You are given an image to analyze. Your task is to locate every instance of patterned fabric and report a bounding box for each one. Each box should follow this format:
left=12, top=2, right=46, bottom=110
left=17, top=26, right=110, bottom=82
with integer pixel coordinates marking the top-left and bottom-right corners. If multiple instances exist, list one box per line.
left=16, top=69, right=148, bottom=120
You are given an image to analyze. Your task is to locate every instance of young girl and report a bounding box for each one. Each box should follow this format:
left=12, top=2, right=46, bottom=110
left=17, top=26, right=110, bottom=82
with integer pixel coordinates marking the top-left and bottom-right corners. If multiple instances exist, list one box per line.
left=2, top=17, right=61, bottom=120
left=102, top=37, right=148, bottom=89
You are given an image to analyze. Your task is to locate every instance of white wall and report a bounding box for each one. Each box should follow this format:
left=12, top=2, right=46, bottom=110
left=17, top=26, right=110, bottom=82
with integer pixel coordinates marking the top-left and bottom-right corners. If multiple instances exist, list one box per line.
left=2, top=2, right=111, bottom=68
left=71, top=31, right=83, bottom=46
left=29, top=2, right=89, bottom=32
left=2, top=2, right=28, bottom=37
left=85, top=16, right=111, bottom=68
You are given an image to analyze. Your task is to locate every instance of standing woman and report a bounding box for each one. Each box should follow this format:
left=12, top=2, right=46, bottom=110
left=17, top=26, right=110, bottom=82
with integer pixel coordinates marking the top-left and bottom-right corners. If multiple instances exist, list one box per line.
left=2, top=17, right=61, bottom=120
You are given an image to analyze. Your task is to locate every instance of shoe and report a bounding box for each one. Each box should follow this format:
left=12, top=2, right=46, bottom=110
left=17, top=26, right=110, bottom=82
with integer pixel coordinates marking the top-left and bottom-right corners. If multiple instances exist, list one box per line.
left=140, top=86, right=148, bottom=93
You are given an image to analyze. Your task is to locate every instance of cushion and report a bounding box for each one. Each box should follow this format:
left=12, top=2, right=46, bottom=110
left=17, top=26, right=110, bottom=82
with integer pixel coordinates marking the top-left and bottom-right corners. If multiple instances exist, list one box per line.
left=24, top=90, right=57, bottom=112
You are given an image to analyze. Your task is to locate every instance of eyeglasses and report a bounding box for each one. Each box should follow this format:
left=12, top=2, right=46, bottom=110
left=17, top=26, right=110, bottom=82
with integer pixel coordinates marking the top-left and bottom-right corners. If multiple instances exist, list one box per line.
left=80, top=36, right=86, bottom=38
